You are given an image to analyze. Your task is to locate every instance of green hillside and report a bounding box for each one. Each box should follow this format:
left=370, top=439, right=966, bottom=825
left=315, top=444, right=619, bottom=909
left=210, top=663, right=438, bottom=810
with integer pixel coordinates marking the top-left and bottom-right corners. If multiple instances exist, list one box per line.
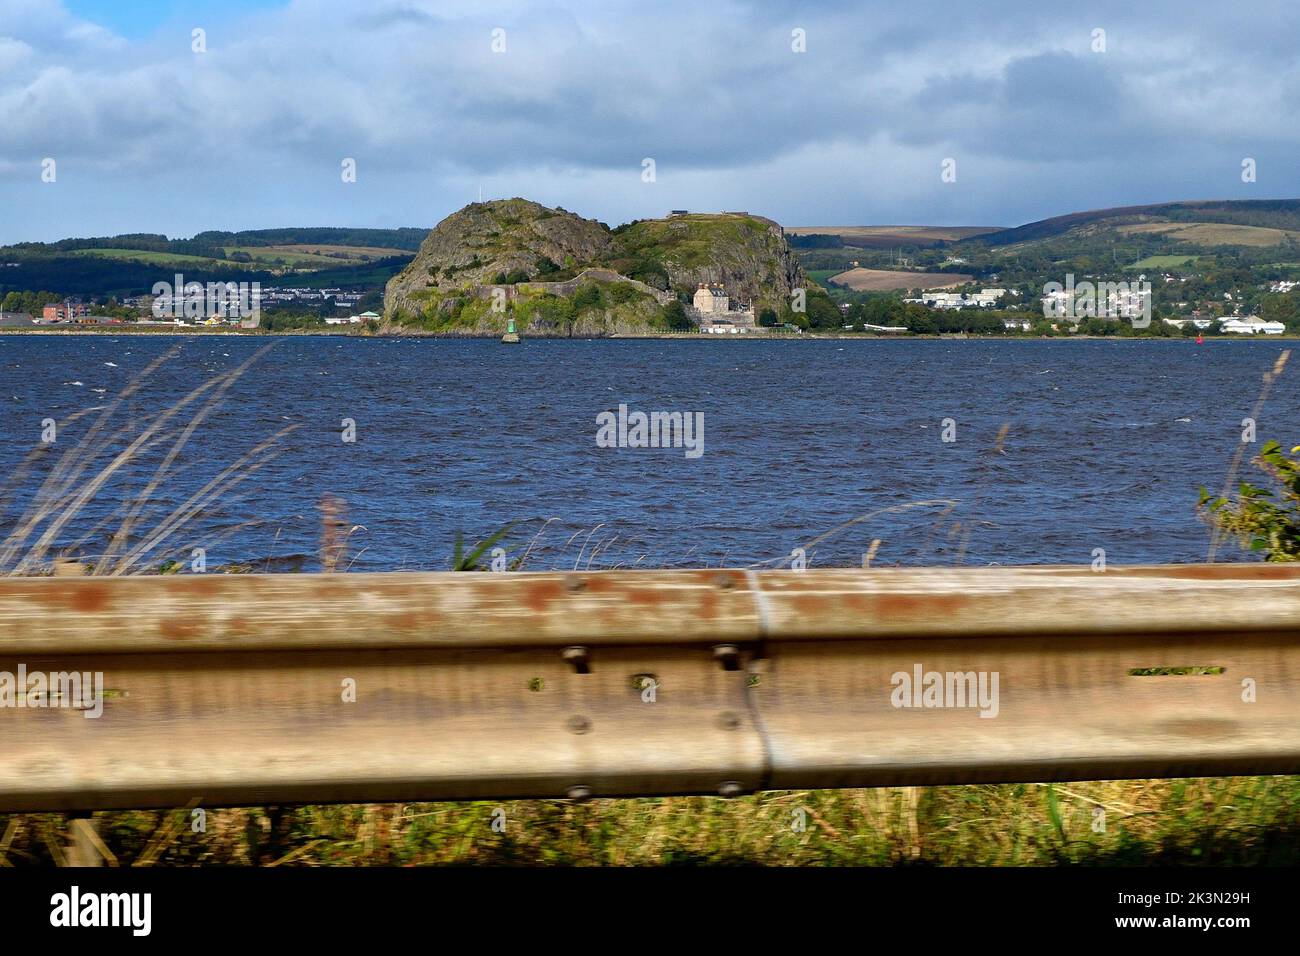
left=976, top=199, right=1300, bottom=250
left=0, top=227, right=422, bottom=297
left=384, top=199, right=812, bottom=334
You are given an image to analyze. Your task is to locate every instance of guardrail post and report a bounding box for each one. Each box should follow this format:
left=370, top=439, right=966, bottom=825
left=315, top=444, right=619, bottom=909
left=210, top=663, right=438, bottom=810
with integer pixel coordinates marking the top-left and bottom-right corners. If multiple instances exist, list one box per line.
left=67, top=813, right=102, bottom=867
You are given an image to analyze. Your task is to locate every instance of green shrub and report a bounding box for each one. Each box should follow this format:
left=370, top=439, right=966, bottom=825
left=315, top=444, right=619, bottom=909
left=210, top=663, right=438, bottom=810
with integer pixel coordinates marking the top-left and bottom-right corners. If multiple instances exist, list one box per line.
left=572, top=282, right=604, bottom=312
left=661, top=300, right=693, bottom=331
left=1200, top=440, right=1300, bottom=560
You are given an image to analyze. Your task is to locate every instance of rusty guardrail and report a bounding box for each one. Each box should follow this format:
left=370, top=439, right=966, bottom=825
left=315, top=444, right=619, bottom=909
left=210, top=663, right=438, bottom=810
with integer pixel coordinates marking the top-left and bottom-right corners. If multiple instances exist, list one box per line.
left=0, top=564, right=1298, bottom=812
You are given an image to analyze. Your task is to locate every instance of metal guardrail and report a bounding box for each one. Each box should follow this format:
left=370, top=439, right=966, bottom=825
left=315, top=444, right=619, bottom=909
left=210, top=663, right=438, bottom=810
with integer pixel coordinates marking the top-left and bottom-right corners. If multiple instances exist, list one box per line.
left=0, top=565, right=1298, bottom=812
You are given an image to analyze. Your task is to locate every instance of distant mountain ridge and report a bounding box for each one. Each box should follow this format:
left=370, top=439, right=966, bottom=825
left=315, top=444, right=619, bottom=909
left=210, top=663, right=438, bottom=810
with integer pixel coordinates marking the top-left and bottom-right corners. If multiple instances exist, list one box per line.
left=2, top=227, right=427, bottom=256
left=789, top=198, right=1300, bottom=253
left=0, top=227, right=424, bottom=298
left=975, top=198, right=1300, bottom=249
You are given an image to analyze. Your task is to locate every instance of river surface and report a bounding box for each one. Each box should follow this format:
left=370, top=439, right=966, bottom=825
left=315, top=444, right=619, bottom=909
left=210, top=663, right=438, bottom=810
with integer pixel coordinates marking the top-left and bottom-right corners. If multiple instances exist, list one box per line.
left=1, top=335, right=1294, bottom=572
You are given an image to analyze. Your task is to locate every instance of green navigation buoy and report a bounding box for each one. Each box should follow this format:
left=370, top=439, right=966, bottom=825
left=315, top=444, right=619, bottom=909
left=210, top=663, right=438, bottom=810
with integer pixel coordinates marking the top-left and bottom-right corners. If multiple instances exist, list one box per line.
left=502, top=315, right=520, bottom=344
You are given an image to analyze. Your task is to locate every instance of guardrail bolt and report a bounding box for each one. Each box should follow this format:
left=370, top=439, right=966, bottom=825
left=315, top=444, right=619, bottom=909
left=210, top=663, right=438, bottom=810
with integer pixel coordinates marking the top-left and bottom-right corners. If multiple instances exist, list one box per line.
left=562, top=645, right=591, bottom=674
left=566, top=715, right=591, bottom=734
left=564, top=575, right=586, bottom=592
left=567, top=785, right=593, bottom=802
left=715, top=572, right=735, bottom=589
left=717, top=781, right=744, bottom=799
left=713, top=644, right=741, bottom=671
left=717, top=711, right=742, bottom=730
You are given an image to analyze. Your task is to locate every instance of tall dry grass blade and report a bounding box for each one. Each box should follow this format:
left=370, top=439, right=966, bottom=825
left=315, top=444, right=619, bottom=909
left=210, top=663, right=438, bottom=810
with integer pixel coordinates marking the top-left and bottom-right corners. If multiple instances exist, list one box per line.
left=573, top=523, right=605, bottom=570
left=0, top=404, right=107, bottom=522
left=38, top=345, right=182, bottom=501
left=0, top=412, right=165, bottom=570
left=956, top=422, right=1010, bottom=565
left=586, top=533, right=619, bottom=569
left=0, top=346, right=184, bottom=567
left=1, top=423, right=186, bottom=568
left=266, top=839, right=325, bottom=868
left=111, top=423, right=300, bottom=575
left=0, top=817, right=21, bottom=867
left=744, top=499, right=959, bottom=569
left=39, top=821, right=68, bottom=868
left=1208, top=349, right=1290, bottom=561
left=133, top=802, right=198, bottom=867
left=69, top=816, right=118, bottom=867
left=97, top=345, right=276, bottom=572
left=13, top=353, right=277, bottom=574
left=42, top=431, right=186, bottom=562
left=151, top=517, right=273, bottom=574
left=516, top=517, right=557, bottom=570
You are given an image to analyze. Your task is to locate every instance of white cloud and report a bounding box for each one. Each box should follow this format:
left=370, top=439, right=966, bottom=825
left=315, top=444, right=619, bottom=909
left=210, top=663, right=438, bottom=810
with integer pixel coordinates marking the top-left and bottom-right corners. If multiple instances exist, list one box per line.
left=0, top=0, right=1296, bottom=240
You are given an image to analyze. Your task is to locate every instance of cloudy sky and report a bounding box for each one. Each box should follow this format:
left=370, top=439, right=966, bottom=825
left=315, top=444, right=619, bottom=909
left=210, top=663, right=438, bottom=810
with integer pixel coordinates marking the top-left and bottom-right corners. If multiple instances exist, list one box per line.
left=0, top=0, right=1296, bottom=242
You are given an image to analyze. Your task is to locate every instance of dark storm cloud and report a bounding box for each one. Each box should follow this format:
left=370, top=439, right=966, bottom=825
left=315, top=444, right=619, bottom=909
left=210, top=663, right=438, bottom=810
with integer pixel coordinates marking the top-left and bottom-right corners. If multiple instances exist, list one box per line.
left=0, top=0, right=1295, bottom=240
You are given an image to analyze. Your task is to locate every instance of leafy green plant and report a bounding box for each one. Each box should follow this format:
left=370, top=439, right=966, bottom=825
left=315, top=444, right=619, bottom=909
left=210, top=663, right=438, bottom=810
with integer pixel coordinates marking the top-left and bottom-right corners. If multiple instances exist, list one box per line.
left=1044, top=784, right=1067, bottom=846
left=659, top=300, right=692, bottom=331
left=1200, top=440, right=1300, bottom=561
left=450, top=524, right=514, bottom=571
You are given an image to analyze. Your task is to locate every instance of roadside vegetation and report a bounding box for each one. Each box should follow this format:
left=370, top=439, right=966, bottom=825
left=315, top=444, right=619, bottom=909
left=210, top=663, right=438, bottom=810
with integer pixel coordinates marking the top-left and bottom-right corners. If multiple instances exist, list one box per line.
left=1200, top=351, right=1297, bottom=560
left=1202, top=441, right=1300, bottom=561
left=4, top=777, right=1299, bottom=866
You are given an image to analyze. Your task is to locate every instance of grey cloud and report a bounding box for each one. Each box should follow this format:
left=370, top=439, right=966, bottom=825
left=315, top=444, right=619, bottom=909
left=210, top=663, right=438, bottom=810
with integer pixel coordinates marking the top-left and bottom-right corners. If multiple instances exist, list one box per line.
left=0, top=0, right=1296, bottom=241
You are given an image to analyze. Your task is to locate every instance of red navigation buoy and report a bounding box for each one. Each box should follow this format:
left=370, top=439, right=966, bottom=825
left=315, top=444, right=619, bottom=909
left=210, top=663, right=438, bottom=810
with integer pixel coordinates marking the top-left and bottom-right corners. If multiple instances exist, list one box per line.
left=1196, top=333, right=1204, bottom=344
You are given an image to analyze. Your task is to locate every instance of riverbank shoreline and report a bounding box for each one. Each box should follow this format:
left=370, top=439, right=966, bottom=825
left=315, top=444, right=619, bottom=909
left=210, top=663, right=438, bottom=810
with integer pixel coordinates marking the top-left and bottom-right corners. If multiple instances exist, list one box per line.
left=4, top=328, right=1299, bottom=342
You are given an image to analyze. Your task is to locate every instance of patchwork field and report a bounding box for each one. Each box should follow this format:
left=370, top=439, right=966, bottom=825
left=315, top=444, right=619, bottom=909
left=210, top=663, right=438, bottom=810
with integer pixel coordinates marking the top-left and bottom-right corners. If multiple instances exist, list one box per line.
left=67, top=248, right=226, bottom=267
left=275, top=243, right=409, bottom=258
left=827, top=267, right=974, bottom=291
left=224, top=244, right=409, bottom=268
left=788, top=225, right=1002, bottom=241
left=788, top=225, right=1004, bottom=249
left=1117, top=222, right=1300, bottom=247
left=1131, top=254, right=1201, bottom=269
left=60, top=243, right=411, bottom=274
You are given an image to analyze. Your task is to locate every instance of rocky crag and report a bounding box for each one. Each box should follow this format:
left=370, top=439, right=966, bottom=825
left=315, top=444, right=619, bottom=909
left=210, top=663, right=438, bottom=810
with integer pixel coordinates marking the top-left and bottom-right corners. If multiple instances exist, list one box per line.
left=384, top=198, right=809, bottom=336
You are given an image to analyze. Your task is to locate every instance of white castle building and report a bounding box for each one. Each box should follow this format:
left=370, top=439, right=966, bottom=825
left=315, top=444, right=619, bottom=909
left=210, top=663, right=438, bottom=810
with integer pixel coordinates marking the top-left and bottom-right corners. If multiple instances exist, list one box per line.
left=693, top=283, right=730, bottom=314
left=692, top=282, right=761, bottom=333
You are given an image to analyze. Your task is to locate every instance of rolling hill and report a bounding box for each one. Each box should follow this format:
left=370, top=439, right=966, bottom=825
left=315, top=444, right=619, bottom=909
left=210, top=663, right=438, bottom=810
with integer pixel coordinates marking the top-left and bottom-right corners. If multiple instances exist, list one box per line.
left=972, top=199, right=1300, bottom=251
left=790, top=199, right=1300, bottom=258
left=0, top=227, right=423, bottom=298
left=786, top=225, right=1003, bottom=249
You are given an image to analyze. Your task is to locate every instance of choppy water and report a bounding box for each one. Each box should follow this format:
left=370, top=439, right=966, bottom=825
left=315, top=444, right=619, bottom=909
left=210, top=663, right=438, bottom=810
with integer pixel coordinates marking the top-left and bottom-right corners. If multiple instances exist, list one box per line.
left=1, top=335, right=1295, bottom=572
